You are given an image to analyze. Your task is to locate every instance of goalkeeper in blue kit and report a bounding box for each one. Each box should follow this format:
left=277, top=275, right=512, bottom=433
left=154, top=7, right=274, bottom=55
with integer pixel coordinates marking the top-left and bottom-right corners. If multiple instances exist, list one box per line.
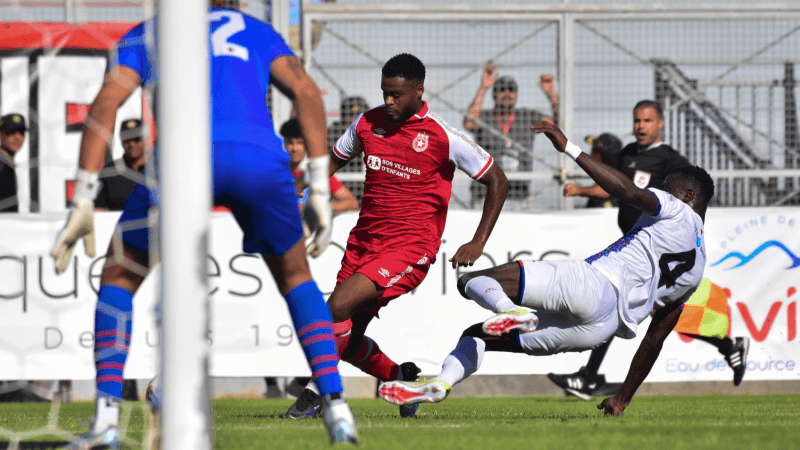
left=51, top=0, right=358, bottom=447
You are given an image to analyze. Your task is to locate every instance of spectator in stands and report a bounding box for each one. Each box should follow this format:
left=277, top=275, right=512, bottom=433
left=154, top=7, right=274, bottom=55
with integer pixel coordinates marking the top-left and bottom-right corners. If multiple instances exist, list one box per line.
left=552, top=100, right=750, bottom=399
left=94, top=119, right=147, bottom=211
left=583, top=133, right=622, bottom=208
left=327, top=96, right=369, bottom=152
left=327, top=96, right=369, bottom=176
left=283, top=118, right=358, bottom=214
left=265, top=118, right=359, bottom=398
left=0, top=113, right=27, bottom=213
left=0, top=114, right=52, bottom=402
left=464, top=66, right=558, bottom=205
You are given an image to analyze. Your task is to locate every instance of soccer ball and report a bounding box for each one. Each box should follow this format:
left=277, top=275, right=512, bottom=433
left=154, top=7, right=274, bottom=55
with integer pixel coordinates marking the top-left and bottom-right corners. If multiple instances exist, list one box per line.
left=145, top=375, right=162, bottom=413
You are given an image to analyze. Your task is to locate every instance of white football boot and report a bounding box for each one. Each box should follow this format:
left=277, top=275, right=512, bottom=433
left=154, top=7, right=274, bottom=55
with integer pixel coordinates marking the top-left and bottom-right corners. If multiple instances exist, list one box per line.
left=482, top=308, right=538, bottom=336
left=379, top=379, right=451, bottom=406
left=322, top=394, right=360, bottom=444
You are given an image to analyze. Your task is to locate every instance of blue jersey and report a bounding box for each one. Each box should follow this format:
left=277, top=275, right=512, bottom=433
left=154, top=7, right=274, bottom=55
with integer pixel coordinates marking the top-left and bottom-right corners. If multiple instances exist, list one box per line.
left=112, top=7, right=294, bottom=150
left=113, top=8, right=305, bottom=256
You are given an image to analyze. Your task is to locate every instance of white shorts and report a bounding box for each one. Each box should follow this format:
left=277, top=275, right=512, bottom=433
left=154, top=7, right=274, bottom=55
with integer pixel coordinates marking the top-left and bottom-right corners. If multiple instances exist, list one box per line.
left=516, top=259, right=619, bottom=355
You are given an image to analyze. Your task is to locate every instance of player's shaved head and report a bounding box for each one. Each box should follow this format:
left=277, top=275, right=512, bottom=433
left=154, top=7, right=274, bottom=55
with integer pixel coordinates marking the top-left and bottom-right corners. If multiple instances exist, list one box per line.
left=382, top=53, right=426, bottom=84
left=666, top=165, right=715, bottom=206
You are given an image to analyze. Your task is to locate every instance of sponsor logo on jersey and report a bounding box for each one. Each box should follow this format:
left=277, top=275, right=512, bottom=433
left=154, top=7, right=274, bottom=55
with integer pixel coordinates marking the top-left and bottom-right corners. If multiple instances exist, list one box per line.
left=412, top=132, right=429, bottom=152
left=367, top=155, right=382, bottom=170
left=379, top=268, right=391, bottom=278
left=633, top=170, right=651, bottom=188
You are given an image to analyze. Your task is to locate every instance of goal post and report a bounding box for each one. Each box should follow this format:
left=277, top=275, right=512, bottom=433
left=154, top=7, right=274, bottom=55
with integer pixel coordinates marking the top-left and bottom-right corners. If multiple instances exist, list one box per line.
left=157, top=0, right=213, bottom=448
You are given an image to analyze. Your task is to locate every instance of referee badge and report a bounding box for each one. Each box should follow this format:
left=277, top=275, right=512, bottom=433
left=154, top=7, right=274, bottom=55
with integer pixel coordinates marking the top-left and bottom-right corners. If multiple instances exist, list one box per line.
left=412, top=132, right=429, bottom=153
left=633, top=170, right=652, bottom=188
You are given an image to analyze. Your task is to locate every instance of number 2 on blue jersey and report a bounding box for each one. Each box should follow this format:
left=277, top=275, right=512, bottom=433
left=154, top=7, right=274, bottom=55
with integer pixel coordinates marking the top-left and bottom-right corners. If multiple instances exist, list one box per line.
left=210, top=11, right=249, bottom=61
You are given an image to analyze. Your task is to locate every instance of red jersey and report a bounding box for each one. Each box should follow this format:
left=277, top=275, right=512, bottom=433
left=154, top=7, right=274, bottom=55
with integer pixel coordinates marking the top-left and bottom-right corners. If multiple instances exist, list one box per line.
left=332, top=102, right=493, bottom=254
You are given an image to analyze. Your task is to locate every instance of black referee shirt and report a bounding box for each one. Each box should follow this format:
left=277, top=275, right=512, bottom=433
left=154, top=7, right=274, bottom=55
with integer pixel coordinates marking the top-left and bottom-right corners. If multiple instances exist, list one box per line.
left=615, top=142, right=690, bottom=234
left=0, top=157, right=17, bottom=213
left=95, top=157, right=145, bottom=211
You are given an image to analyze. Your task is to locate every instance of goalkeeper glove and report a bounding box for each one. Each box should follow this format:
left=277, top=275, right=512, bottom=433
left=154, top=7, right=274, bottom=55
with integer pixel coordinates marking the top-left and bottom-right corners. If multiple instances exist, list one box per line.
left=304, top=155, right=332, bottom=258
left=52, top=169, right=99, bottom=274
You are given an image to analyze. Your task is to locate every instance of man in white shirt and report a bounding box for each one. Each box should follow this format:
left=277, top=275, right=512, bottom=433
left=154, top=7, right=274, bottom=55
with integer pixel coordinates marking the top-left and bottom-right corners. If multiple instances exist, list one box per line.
left=379, top=120, right=715, bottom=416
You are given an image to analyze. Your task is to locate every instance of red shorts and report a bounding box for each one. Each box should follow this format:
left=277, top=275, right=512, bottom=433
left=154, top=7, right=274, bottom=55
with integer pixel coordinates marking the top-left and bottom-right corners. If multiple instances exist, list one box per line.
left=336, top=243, right=433, bottom=316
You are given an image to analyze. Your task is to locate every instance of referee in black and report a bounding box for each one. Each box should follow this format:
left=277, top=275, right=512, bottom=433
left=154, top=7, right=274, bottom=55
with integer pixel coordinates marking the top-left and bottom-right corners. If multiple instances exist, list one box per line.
left=563, top=100, right=689, bottom=233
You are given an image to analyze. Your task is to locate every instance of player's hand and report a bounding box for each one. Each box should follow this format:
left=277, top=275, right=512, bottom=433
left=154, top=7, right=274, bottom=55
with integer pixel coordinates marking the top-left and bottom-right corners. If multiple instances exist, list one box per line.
left=294, top=178, right=308, bottom=198
left=482, top=65, right=498, bottom=88
left=563, top=182, right=581, bottom=197
left=305, top=155, right=332, bottom=258
left=51, top=198, right=97, bottom=274
left=597, top=396, right=628, bottom=416
left=449, top=240, right=484, bottom=269
left=531, top=120, right=568, bottom=152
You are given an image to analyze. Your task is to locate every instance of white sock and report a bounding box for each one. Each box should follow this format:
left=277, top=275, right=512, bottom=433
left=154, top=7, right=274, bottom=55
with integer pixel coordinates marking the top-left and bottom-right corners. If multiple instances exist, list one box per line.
left=435, top=336, right=486, bottom=387
left=91, top=397, right=120, bottom=432
left=465, top=276, right=516, bottom=313
left=305, top=380, right=320, bottom=396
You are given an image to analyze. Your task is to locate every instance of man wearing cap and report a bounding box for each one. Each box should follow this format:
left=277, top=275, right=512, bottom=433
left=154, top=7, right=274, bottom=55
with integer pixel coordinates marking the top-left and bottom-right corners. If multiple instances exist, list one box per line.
left=327, top=96, right=370, bottom=201
left=0, top=113, right=28, bottom=213
left=93, top=119, right=147, bottom=211
left=464, top=65, right=558, bottom=204
left=328, top=96, right=369, bottom=167
left=583, top=133, right=622, bottom=208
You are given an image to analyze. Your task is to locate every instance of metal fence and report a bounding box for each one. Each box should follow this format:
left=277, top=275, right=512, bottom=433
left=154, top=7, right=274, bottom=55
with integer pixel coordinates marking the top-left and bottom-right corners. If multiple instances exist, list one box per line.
left=303, top=2, right=800, bottom=209
left=1, top=1, right=798, bottom=211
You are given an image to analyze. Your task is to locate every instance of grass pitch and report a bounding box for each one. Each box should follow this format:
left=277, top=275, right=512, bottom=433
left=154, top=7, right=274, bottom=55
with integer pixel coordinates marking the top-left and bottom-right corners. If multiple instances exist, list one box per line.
left=0, top=394, right=798, bottom=449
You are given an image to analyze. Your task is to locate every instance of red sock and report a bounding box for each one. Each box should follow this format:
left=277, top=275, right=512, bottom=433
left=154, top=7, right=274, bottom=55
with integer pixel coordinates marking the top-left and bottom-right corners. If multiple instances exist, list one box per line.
left=333, top=319, right=352, bottom=356
left=343, top=335, right=399, bottom=382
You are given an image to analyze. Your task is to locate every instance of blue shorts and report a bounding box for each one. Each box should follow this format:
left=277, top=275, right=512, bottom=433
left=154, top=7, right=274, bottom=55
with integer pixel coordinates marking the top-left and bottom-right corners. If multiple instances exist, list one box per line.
left=118, top=142, right=304, bottom=256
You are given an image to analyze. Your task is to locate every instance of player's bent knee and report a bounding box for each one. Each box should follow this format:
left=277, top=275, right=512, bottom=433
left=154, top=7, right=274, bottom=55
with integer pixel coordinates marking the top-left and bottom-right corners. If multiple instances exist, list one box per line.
left=456, top=273, right=476, bottom=299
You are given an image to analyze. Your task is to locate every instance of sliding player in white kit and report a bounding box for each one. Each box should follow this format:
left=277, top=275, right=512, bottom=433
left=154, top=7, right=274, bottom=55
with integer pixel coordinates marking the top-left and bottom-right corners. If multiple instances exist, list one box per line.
left=380, top=121, right=715, bottom=416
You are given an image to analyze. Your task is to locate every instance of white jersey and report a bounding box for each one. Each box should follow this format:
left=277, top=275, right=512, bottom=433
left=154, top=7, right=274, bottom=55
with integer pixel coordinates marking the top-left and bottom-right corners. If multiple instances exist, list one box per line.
left=585, top=188, right=706, bottom=338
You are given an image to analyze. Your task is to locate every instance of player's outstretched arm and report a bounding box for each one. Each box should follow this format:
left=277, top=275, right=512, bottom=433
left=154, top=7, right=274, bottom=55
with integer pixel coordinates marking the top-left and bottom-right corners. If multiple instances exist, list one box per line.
left=598, top=302, right=683, bottom=416
left=563, top=182, right=610, bottom=200
left=531, top=120, right=658, bottom=215
left=271, top=55, right=332, bottom=257
left=52, top=65, right=141, bottom=274
left=449, top=164, right=507, bottom=269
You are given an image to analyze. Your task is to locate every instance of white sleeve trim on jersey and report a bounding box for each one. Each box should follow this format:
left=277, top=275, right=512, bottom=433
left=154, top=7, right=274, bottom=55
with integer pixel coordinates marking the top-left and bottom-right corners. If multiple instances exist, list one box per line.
left=332, top=113, right=365, bottom=162
left=428, top=112, right=494, bottom=179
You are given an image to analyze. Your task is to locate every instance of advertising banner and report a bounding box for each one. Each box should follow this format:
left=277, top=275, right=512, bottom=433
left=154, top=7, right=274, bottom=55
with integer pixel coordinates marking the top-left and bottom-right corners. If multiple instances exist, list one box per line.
left=0, top=208, right=797, bottom=382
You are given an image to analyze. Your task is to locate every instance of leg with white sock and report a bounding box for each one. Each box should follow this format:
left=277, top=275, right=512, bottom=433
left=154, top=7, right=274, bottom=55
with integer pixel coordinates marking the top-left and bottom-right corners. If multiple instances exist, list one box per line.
left=435, top=336, right=486, bottom=387
left=379, top=323, right=524, bottom=406
left=61, top=242, right=149, bottom=450
left=457, top=261, right=524, bottom=312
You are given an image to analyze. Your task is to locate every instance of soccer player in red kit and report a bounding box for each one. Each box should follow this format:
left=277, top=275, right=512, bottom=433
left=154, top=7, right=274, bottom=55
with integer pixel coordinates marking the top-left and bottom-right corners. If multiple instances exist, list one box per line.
left=283, top=53, right=508, bottom=418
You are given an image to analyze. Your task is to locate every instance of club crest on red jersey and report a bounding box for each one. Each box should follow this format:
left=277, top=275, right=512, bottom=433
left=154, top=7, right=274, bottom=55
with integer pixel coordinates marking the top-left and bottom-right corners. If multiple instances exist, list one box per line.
left=412, top=132, right=429, bottom=153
